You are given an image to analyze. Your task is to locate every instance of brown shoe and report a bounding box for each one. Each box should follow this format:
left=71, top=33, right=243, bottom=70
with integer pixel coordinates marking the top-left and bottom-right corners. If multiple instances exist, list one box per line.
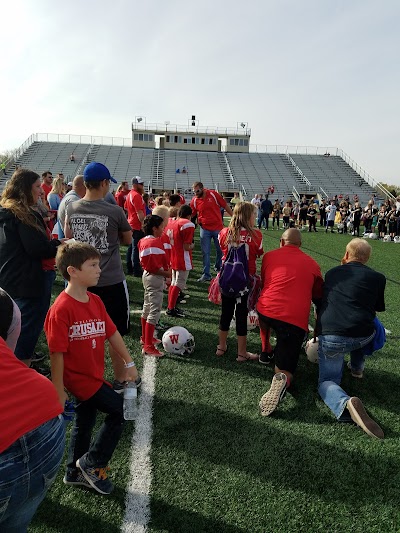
left=347, top=397, right=384, bottom=439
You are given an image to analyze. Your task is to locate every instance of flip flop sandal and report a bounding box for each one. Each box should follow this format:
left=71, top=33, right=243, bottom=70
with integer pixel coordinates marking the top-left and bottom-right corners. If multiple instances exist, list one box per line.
left=216, top=345, right=228, bottom=357
left=236, top=352, right=259, bottom=363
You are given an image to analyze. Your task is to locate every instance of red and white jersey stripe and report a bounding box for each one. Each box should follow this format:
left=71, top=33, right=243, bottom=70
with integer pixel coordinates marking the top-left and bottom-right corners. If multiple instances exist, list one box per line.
left=139, top=235, right=169, bottom=274
left=168, top=218, right=195, bottom=271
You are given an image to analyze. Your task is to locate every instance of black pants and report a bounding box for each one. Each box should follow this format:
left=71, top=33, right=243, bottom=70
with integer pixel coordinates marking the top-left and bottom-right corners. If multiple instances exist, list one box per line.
left=131, top=229, right=145, bottom=276
left=67, top=383, right=124, bottom=471
left=219, top=293, right=248, bottom=336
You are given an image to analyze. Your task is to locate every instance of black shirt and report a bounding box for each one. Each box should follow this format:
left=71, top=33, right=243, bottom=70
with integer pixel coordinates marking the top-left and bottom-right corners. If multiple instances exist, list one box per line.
left=317, top=262, right=386, bottom=337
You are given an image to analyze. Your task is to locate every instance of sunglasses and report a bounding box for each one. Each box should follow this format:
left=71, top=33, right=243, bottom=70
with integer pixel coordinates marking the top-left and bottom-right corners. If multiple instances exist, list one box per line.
left=193, top=188, right=203, bottom=194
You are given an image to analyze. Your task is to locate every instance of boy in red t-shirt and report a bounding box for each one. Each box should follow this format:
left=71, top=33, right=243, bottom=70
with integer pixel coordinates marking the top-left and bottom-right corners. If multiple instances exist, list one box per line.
left=44, top=242, right=139, bottom=495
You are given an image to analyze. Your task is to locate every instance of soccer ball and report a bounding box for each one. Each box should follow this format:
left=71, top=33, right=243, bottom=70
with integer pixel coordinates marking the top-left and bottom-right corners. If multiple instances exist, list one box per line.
left=369, top=233, right=378, bottom=240
left=394, top=236, right=400, bottom=243
left=162, top=326, right=195, bottom=355
left=230, top=310, right=259, bottom=331
left=305, top=337, right=319, bottom=364
left=337, top=222, right=344, bottom=231
left=383, top=235, right=391, bottom=242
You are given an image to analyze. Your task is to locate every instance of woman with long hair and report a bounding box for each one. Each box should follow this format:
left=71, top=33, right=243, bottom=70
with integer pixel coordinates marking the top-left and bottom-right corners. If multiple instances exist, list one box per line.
left=0, top=168, right=62, bottom=366
left=216, top=201, right=264, bottom=362
left=47, top=176, right=65, bottom=211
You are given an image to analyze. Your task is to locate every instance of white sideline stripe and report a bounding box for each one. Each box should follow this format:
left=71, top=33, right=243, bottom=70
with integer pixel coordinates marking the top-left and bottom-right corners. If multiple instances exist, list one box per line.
left=121, top=356, right=157, bottom=533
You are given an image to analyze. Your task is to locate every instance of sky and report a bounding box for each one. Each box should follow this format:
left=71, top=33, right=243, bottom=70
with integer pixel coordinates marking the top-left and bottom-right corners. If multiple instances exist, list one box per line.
left=1, top=0, right=399, bottom=184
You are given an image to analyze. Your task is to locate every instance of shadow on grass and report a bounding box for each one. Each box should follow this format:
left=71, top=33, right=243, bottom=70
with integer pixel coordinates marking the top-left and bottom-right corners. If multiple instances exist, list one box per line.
left=31, top=490, right=123, bottom=532
left=149, top=498, right=246, bottom=533
left=151, top=396, right=400, bottom=509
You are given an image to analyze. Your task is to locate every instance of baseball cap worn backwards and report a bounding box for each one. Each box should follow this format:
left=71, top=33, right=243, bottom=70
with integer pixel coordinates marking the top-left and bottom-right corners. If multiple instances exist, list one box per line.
left=84, top=162, right=117, bottom=183
left=131, top=176, right=144, bottom=185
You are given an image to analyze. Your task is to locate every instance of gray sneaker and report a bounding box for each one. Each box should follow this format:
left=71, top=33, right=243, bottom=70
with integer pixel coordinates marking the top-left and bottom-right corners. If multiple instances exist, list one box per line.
left=76, top=454, right=114, bottom=495
left=346, top=397, right=384, bottom=439
left=63, top=469, right=92, bottom=489
left=197, top=275, right=211, bottom=282
left=259, top=373, right=287, bottom=416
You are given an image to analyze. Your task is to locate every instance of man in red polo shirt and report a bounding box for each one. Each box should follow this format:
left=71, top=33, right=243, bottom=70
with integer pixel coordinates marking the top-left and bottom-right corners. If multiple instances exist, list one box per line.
left=125, top=176, right=145, bottom=276
left=256, top=228, right=323, bottom=416
left=190, top=181, right=232, bottom=282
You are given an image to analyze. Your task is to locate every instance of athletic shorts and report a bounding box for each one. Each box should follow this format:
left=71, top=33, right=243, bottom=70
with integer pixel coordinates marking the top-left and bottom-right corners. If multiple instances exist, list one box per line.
left=326, top=220, right=334, bottom=227
left=299, top=212, right=307, bottom=222
left=257, top=312, right=307, bottom=374
left=88, top=280, right=130, bottom=336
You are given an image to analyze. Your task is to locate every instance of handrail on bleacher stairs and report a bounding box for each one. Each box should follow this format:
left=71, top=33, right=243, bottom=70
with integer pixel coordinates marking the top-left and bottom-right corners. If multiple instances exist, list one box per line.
left=319, top=186, right=328, bottom=199
left=292, top=186, right=300, bottom=202
left=285, top=153, right=311, bottom=190
left=338, top=149, right=394, bottom=201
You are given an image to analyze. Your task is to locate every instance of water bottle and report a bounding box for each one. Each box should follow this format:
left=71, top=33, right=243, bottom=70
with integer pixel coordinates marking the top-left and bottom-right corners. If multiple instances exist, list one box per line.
left=63, top=400, right=75, bottom=423
left=123, top=382, right=138, bottom=420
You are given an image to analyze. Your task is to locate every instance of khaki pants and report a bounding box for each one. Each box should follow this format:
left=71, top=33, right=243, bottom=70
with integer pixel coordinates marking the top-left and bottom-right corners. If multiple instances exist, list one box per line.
left=171, top=270, right=189, bottom=290
left=142, top=272, right=164, bottom=325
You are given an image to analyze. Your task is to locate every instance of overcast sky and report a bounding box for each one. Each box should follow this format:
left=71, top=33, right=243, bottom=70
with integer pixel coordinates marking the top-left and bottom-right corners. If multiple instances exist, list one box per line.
left=1, top=0, right=399, bottom=184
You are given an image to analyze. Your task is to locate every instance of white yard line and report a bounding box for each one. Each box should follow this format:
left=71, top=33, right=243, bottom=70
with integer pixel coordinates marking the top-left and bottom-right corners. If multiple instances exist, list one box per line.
left=121, top=356, right=157, bottom=533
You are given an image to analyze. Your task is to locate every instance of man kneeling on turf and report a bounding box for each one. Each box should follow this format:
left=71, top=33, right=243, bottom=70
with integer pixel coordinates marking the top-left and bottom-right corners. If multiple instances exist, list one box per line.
left=257, top=228, right=323, bottom=416
left=316, top=238, right=386, bottom=439
left=45, top=242, right=139, bottom=494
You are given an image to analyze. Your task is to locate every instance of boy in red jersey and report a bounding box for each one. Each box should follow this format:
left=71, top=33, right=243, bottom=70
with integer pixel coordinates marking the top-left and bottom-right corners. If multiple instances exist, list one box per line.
left=139, top=215, right=171, bottom=356
left=44, top=242, right=139, bottom=495
left=166, top=204, right=195, bottom=318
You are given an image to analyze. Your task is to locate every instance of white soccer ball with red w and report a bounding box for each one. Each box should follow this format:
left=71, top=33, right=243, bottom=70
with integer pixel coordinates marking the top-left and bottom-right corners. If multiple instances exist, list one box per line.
left=305, top=337, right=319, bottom=364
left=230, top=311, right=259, bottom=331
left=247, top=310, right=259, bottom=330
left=162, top=326, right=195, bottom=355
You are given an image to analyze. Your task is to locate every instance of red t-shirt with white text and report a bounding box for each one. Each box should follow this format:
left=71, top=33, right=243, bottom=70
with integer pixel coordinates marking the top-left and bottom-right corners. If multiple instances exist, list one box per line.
left=44, top=291, right=117, bottom=401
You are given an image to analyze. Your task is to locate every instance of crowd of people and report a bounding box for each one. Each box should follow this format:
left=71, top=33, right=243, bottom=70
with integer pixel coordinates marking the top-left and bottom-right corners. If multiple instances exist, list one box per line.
left=0, top=164, right=389, bottom=530
left=250, top=192, right=400, bottom=238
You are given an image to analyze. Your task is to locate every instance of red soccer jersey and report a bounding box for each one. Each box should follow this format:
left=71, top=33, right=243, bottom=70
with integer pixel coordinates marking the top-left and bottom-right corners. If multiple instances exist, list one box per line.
left=256, top=245, right=323, bottom=331
left=44, top=291, right=117, bottom=401
left=139, top=235, right=169, bottom=274
left=219, top=227, right=263, bottom=276
left=190, top=189, right=226, bottom=231
left=126, top=189, right=145, bottom=230
left=0, top=338, right=63, bottom=453
left=168, top=218, right=195, bottom=271
left=160, top=230, right=172, bottom=266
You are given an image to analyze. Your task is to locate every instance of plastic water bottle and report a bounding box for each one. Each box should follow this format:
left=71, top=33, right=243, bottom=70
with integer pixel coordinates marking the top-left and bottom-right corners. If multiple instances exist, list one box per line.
left=63, top=400, right=75, bottom=423
left=123, top=382, right=138, bottom=420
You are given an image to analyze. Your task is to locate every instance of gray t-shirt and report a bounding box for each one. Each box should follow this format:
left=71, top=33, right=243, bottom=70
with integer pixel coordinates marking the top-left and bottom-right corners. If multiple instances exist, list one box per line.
left=67, top=199, right=131, bottom=287
left=58, top=190, right=81, bottom=236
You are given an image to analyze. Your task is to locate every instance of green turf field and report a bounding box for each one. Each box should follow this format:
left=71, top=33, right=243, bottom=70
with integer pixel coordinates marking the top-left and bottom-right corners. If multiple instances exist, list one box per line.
left=31, top=228, right=400, bottom=533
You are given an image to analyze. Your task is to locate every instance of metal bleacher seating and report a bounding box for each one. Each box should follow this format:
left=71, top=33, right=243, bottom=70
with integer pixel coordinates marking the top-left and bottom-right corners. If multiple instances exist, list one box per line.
left=0, top=140, right=380, bottom=205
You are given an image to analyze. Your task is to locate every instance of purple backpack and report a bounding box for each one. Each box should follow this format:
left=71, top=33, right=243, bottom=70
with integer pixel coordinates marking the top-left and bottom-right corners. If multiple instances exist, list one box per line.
left=219, top=243, right=249, bottom=298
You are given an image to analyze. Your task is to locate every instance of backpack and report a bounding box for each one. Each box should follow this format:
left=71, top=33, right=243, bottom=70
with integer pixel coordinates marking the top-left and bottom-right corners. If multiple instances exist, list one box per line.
left=219, top=243, right=249, bottom=299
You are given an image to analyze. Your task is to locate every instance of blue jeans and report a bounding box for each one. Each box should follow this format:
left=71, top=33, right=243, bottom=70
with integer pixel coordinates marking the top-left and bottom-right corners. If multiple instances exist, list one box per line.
left=318, top=332, right=375, bottom=420
left=66, top=383, right=124, bottom=473
left=0, top=415, right=65, bottom=532
left=200, top=227, right=222, bottom=278
left=14, top=270, right=56, bottom=361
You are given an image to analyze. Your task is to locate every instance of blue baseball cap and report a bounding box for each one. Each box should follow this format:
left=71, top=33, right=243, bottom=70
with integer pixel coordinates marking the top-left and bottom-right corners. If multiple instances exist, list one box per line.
left=83, top=162, right=117, bottom=183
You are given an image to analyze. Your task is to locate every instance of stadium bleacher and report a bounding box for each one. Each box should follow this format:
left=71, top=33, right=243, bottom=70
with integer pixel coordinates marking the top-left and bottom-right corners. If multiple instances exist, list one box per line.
left=0, top=139, right=382, bottom=203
